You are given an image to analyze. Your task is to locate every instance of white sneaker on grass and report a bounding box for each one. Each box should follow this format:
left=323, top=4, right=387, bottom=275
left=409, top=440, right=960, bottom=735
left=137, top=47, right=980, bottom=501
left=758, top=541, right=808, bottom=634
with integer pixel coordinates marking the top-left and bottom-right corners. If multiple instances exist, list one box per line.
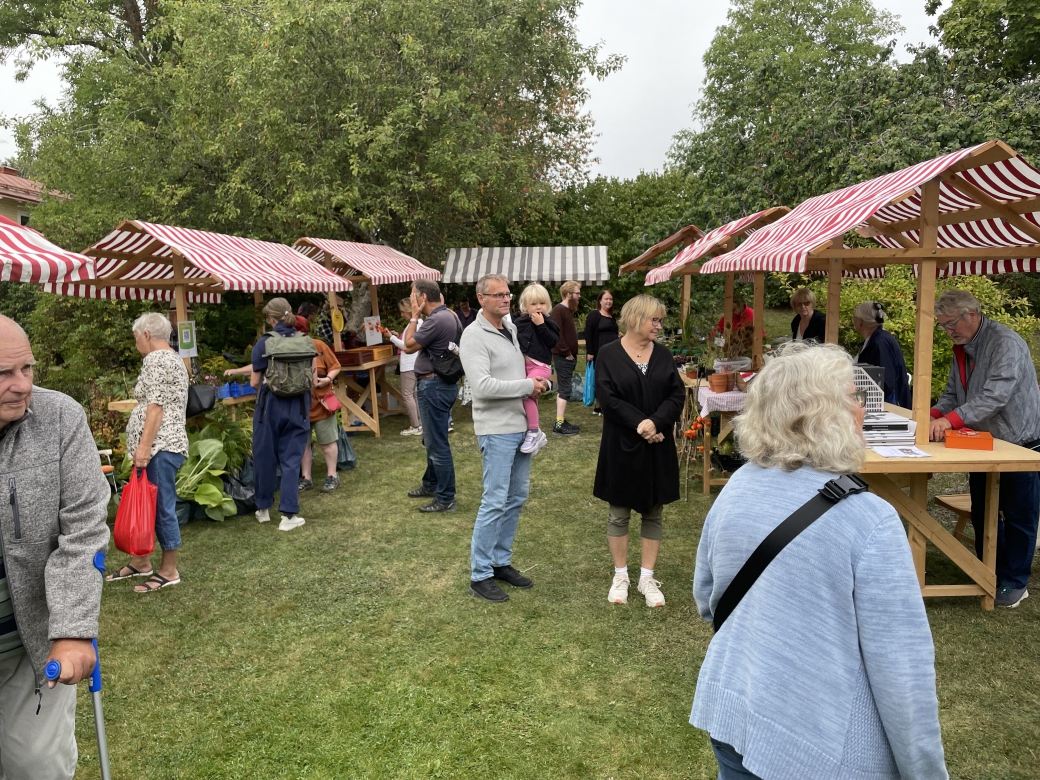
left=532, top=430, right=549, bottom=455
left=256, top=508, right=271, bottom=523
left=278, top=515, right=306, bottom=532
left=638, top=577, right=665, bottom=607
left=519, top=429, right=541, bottom=454
left=400, top=426, right=423, bottom=436
left=608, top=573, right=630, bottom=604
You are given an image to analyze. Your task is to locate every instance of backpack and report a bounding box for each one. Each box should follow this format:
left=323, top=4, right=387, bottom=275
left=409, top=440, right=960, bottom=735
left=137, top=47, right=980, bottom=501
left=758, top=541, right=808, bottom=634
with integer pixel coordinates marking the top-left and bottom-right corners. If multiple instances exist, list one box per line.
left=263, top=332, right=317, bottom=397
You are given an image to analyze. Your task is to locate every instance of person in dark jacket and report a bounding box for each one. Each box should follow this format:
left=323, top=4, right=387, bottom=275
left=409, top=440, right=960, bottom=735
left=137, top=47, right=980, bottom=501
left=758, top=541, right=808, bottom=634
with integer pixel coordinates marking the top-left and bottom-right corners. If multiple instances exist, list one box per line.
left=549, top=280, right=582, bottom=435
left=789, top=287, right=826, bottom=342
left=514, top=284, right=561, bottom=455
left=853, top=301, right=910, bottom=408
left=584, top=289, right=619, bottom=415
left=455, top=298, right=478, bottom=329
left=594, top=295, right=685, bottom=608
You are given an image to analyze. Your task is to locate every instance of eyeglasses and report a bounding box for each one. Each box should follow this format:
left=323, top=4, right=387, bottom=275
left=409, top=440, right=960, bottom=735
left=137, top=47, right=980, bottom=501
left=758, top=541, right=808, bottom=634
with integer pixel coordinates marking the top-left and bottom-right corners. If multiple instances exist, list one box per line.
left=850, top=389, right=867, bottom=408
left=481, top=292, right=513, bottom=301
left=650, top=318, right=663, bottom=327
left=936, top=312, right=968, bottom=332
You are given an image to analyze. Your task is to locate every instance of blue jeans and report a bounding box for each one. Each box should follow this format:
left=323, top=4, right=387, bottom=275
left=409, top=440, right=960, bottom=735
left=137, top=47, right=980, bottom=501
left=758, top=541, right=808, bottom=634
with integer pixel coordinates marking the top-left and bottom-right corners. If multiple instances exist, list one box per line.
left=969, top=447, right=1040, bottom=589
left=146, top=450, right=186, bottom=551
left=470, top=432, right=532, bottom=581
left=417, top=376, right=458, bottom=503
left=710, top=739, right=763, bottom=780
left=253, top=388, right=311, bottom=515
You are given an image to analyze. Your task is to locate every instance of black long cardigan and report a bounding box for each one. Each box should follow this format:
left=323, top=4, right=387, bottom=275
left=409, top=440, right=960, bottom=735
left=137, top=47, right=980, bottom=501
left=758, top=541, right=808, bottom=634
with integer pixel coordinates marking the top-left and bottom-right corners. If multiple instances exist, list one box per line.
left=593, top=339, right=686, bottom=514
left=584, top=309, right=619, bottom=362
left=790, top=310, right=826, bottom=342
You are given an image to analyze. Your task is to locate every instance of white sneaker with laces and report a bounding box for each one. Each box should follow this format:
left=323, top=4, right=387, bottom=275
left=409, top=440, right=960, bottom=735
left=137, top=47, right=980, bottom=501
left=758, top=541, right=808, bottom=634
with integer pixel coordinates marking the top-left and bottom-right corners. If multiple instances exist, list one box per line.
left=519, top=429, right=541, bottom=454
left=638, top=577, right=665, bottom=607
left=608, top=573, right=630, bottom=604
left=400, top=426, right=422, bottom=436
left=256, top=508, right=271, bottom=523
left=278, top=515, right=306, bottom=532
left=532, top=430, right=549, bottom=455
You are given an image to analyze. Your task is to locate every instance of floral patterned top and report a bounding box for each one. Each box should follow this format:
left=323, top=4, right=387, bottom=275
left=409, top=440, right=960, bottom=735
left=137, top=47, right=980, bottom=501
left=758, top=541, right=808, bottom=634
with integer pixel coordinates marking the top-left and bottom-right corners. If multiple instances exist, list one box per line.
left=126, top=349, right=190, bottom=457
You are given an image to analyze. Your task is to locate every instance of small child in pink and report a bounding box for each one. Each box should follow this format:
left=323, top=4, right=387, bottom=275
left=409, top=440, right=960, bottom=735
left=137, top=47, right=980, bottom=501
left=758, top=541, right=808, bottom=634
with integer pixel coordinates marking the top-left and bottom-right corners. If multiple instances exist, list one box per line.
left=514, top=283, right=561, bottom=455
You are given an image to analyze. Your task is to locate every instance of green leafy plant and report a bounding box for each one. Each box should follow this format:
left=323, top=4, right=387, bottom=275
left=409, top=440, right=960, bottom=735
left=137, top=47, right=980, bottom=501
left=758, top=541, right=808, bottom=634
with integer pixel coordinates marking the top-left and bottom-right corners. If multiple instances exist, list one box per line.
left=175, top=437, right=237, bottom=521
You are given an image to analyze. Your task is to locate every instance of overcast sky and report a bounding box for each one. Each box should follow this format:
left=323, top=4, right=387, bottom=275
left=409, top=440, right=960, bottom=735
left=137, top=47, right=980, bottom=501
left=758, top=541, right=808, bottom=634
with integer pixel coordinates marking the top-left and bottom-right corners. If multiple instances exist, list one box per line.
left=0, top=1, right=938, bottom=179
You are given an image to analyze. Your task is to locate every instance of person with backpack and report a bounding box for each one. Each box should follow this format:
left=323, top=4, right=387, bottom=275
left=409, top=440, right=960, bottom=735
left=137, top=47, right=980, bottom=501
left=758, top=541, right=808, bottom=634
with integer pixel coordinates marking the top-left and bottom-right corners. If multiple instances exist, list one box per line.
left=250, top=298, right=318, bottom=532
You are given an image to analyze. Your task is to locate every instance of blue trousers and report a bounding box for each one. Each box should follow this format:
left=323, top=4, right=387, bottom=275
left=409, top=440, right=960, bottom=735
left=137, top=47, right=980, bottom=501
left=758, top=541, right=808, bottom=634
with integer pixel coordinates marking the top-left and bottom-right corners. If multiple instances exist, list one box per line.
left=417, top=376, right=458, bottom=504
left=470, top=432, right=532, bottom=581
left=710, top=739, right=763, bottom=780
left=253, top=388, right=311, bottom=515
left=969, top=447, right=1040, bottom=589
left=146, top=450, right=186, bottom=551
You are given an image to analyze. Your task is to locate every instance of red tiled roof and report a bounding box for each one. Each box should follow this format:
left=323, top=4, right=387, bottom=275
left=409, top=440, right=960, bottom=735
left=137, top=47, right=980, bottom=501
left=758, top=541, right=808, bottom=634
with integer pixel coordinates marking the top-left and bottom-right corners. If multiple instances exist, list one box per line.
left=0, top=171, right=43, bottom=206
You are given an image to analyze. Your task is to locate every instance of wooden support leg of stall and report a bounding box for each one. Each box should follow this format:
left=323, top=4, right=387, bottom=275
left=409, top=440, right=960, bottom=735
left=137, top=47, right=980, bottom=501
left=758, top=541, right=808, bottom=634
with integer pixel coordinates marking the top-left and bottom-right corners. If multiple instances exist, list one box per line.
left=681, top=274, right=691, bottom=329
left=723, top=273, right=734, bottom=350
left=909, top=473, right=929, bottom=588
left=981, top=472, right=999, bottom=610
left=254, top=290, right=264, bottom=337
left=370, top=284, right=380, bottom=318
left=825, top=258, right=841, bottom=344
left=913, top=179, right=940, bottom=446
left=752, top=271, right=764, bottom=366
left=171, top=258, right=191, bottom=375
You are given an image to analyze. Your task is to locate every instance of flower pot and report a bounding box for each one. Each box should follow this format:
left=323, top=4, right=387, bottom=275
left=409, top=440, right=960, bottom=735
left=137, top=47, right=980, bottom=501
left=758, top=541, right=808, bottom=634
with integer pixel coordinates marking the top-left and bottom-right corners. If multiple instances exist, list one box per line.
left=707, top=373, right=733, bottom=393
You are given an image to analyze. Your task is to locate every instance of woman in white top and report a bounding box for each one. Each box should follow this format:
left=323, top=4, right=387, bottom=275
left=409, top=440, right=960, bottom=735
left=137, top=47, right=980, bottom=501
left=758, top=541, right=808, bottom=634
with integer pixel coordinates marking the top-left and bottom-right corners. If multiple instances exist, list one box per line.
left=390, top=298, right=424, bottom=435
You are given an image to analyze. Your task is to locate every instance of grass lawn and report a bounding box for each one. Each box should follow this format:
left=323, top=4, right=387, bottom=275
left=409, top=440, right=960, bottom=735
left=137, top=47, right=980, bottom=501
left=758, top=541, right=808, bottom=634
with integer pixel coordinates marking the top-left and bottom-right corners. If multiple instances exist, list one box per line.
left=84, top=351, right=1040, bottom=779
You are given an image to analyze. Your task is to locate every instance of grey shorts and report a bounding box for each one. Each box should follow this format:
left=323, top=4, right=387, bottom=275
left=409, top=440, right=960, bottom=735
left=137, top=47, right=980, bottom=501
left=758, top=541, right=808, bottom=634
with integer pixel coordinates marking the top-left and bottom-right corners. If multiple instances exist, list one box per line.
left=607, top=504, right=664, bottom=541
left=553, top=356, right=575, bottom=400
left=312, top=414, right=340, bottom=446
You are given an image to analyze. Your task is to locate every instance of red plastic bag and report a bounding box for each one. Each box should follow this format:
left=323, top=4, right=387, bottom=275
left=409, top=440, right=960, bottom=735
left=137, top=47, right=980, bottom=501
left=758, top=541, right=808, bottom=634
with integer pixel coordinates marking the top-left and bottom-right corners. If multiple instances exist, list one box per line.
left=114, top=467, right=157, bottom=556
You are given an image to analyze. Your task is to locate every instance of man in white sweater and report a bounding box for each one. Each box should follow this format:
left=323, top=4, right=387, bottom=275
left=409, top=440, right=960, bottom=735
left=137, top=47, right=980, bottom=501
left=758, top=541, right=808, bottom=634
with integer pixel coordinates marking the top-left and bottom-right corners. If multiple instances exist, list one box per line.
left=460, top=274, right=549, bottom=603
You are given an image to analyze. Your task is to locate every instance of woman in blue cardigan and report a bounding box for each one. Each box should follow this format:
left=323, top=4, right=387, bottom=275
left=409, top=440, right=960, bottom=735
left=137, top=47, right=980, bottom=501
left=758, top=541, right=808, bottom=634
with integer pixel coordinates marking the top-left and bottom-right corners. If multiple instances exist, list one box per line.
left=854, top=301, right=911, bottom=407
left=692, top=343, right=947, bottom=780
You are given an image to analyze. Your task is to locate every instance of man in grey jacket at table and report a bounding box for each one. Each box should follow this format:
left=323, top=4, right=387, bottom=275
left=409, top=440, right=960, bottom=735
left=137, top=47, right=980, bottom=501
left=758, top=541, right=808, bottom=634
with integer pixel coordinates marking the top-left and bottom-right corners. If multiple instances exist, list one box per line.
left=460, top=274, right=549, bottom=603
left=929, top=290, right=1040, bottom=608
left=0, top=315, right=111, bottom=779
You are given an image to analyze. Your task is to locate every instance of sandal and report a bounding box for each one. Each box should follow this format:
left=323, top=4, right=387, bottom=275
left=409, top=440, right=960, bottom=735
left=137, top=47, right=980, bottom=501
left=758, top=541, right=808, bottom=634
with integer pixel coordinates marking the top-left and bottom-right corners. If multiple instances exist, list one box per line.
left=106, top=564, right=153, bottom=582
left=134, top=573, right=181, bottom=593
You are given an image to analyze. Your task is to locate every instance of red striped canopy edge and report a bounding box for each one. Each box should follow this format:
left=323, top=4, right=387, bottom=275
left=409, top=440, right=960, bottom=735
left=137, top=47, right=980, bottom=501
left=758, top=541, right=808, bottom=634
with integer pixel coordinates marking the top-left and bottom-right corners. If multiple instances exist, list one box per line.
left=293, top=238, right=437, bottom=286
left=0, top=215, right=95, bottom=285
left=43, top=220, right=353, bottom=303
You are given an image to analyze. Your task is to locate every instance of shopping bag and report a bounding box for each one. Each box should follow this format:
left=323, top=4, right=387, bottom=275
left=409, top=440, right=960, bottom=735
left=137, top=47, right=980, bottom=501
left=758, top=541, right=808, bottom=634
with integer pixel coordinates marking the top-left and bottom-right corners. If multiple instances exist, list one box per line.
left=583, top=362, right=596, bottom=407
left=113, top=468, right=157, bottom=556
left=569, top=372, right=584, bottom=402
left=337, top=425, right=358, bottom=471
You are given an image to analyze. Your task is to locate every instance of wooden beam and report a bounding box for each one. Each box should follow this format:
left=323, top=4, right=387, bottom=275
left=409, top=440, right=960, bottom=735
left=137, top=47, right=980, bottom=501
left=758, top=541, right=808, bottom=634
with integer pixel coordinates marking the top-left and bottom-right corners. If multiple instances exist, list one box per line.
left=882, top=195, right=1040, bottom=234
left=723, top=273, right=734, bottom=350
left=752, top=271, right=764, bottom=364
left=619, top=224, right=704, bottom=274
left=825, top=258, right=841, bottom=343
left=913, top=178, right=940, bottom=446
left=864, top=217, right=917, bottom=248
left=809, top=246, right=1040, bottom=260
left=981, top=472, right=999, bottom=610
left=254, top=290, right=264, bottom=337
left=171, top=255, right=192, bottom=374
left=941, top=172, right=1040, bottom=245
left=681, top=274, right=691, bottom=327
left=369, top=282, right=379, bottom=318
left=944, top=139, right=1016, bottom=175
left=83, top=248, right=171, bottom=263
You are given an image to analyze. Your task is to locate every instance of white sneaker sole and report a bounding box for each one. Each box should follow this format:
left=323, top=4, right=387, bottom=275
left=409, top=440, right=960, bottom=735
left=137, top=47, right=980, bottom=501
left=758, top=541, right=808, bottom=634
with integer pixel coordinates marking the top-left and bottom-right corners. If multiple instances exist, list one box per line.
left=608, top=579, right=630, bottom=605
left=999, top=589, right=1028, bottom=608
left=278, top=517, right=306, bottom=532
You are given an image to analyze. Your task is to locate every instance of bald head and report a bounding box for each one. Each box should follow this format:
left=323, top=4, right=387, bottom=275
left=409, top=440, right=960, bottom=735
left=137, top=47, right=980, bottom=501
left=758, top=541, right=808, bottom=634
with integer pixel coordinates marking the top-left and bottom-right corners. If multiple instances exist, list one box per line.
left=0, top=315, right=35, bottom=429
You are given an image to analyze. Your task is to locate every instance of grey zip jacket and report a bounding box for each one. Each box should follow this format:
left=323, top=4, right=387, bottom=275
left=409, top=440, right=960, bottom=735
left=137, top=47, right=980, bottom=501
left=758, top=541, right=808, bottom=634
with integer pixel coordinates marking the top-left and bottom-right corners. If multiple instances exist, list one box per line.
left=0, top=387, right=110, bottom=685
left=459, top=311, right=534, bottom=436
left=933, top=317, right=1040, bottom=446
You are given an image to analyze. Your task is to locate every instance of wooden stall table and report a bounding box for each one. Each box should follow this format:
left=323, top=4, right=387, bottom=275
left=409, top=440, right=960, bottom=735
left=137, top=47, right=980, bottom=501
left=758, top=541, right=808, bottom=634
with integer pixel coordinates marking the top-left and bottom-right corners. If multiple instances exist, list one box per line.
left=332, top=354, right=405, bottom=437
left=691, top=378, right=748, bottom=495
left=861, top=405, right=1040, bottom=611
left=107, top=394, right=255, bottom=421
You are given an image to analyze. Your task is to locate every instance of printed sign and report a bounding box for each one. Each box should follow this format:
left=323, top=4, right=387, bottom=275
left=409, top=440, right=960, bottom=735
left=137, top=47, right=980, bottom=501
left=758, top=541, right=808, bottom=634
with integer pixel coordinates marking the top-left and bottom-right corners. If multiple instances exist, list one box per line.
left=331, top=307, right=345, bottom=332
left=363, top=316, right=383, bottom=347
left=178, top=320, right=198, bottom=358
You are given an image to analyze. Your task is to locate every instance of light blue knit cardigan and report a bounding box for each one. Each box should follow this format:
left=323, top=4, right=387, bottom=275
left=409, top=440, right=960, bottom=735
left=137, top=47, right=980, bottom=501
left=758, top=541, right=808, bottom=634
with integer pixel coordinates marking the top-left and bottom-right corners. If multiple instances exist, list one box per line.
left=692, top=463, right=948, bottom=780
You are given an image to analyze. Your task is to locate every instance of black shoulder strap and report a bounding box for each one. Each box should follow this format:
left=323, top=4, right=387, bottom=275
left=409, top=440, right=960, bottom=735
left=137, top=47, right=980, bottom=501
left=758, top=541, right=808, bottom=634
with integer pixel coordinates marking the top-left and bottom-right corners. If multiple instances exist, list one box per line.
left=712, top=474, right=869, bottom=633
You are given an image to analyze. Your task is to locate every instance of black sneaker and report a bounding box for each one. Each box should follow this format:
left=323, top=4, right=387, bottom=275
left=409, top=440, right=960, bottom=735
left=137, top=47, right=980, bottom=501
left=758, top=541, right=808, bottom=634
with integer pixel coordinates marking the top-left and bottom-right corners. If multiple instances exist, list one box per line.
left=470, top=578, right=509, bottom=603
left=418, top=500, right=457, bottom=513
left=321, top=476, right=339, bottom=493
left=298, top=478, right=313, bottom=492
left=553, top=420, right=579, bottom=436
left=592, top=408, right=602, bottom=416
left=995, top=585, right=1028, bottom=607
left=407, top=486, right=436, bottom=499
left=493, top=565, right=533, bottom=589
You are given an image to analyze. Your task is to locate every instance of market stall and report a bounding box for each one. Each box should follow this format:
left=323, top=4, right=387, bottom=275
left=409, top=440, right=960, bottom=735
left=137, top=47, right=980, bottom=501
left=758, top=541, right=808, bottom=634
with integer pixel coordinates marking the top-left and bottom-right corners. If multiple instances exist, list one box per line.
left=442, top=245, right=609, bottom=285
left=699, top=139, right=1040, bottom=609
left=0, top=214, right=94, bottom=284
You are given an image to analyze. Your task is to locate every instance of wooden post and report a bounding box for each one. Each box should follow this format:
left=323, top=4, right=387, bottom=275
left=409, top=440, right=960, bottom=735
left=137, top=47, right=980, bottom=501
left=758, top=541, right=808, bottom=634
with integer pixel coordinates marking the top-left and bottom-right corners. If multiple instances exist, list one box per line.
left=323, top=252, right=343, bottom=351
left=913, top=178, right=940, bottom=446
left=723, top=273, right=734, bottom=350
left=253, top=290, right=264, bottom=337
left=369, top=282, right=379, bottom=318
left=171, top=255, right=192, bottom=374
left=681, top=273, right=691, bottom=329
left=752, top=271, right=764, bottom=365
left=982, top=472, right=999, bottom=610
left=909, top=474, right=929, bottom=588
left=825, top=258, right=841, bottom=343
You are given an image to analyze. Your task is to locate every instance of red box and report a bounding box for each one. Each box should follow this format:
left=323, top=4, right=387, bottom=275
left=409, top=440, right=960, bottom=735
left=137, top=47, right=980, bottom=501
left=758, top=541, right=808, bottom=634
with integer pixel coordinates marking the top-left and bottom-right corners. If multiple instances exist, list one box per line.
left=945, top=429, right=994, bottom=451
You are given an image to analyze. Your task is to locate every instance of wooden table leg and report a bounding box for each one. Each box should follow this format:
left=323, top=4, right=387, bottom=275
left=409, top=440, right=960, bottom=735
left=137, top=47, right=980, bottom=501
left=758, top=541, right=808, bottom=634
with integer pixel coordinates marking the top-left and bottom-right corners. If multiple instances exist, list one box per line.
left=703, top=425, right=712, bottom=495
left=982, top=472, right=1000, bottom=611
left=908, top=474, right=928, bottom=589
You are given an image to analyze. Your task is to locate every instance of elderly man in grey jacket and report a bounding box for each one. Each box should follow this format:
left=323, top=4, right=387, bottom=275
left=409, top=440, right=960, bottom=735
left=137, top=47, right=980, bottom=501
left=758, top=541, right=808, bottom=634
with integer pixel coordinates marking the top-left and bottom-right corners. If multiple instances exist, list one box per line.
left=0, top=315, right=110, bottom=779
left=460, top=274, right=550, bottom=603
left=930, top=290, right=1040, bottom=608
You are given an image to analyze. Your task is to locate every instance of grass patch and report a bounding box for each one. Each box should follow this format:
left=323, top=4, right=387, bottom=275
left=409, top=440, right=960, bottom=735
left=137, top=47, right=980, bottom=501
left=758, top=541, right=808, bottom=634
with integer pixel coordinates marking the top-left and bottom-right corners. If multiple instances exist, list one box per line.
left=81, top=377, right=1040, bottom=779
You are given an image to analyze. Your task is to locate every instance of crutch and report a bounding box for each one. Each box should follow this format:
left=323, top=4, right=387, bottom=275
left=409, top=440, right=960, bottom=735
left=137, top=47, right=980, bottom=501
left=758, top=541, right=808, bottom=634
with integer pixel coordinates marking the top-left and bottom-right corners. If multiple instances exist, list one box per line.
left=44, top=552, right=112, bottom=780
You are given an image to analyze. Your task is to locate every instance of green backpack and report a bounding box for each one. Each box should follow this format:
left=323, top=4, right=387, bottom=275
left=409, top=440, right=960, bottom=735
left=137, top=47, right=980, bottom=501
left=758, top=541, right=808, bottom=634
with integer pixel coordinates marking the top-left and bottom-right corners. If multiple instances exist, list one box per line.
left=263, top=332, right=317, bottom=397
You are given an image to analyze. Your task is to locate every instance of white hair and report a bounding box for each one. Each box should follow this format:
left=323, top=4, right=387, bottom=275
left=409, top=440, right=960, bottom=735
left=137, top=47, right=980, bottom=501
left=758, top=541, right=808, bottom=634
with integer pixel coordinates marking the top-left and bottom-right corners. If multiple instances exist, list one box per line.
left=132, top=312, right=173, bottom=341
left=735, top=342, right=865, bottom=474
left=935, top=289, right=982, bottom=319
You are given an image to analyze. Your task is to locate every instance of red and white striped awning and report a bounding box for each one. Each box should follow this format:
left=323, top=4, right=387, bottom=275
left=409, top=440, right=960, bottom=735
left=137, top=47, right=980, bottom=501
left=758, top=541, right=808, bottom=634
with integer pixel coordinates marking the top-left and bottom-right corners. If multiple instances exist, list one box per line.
left=293, top=238, right=438, bottom=285
left=44, top=221, right=352, bottom=302
left=0, top=215, right=94, bottom=285
left=645, top=209, right=785, bottom=285
left=699, top=141, right=1040, bottom=277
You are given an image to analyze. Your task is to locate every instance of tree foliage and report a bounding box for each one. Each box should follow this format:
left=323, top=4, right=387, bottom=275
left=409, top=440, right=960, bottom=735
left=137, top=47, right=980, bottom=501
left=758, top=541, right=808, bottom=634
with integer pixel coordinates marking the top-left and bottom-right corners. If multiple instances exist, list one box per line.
left=927, top=0, right=1040, bottom=81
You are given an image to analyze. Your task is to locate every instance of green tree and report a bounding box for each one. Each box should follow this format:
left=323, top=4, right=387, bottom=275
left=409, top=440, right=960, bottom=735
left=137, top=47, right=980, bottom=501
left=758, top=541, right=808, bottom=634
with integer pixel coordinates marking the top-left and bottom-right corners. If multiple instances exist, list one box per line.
left=927, top=0, right=1040, bottom=81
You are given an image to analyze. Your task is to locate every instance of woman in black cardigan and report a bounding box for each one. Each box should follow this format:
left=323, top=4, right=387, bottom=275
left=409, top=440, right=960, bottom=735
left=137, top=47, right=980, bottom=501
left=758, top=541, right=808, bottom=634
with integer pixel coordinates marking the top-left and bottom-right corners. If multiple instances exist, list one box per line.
left=594, top=295, right=685, bottom=609
left=790, top=287, right=826, bottom=342
left=584, top=290, right=620, bottom=415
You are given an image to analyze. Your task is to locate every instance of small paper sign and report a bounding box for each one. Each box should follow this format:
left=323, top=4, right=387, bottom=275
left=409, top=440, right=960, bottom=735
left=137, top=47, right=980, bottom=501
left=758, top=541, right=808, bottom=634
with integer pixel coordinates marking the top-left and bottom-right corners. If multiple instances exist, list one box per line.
left=178, top=320, right=198, bottom=358
left=363, top=316, right=383, bottom=346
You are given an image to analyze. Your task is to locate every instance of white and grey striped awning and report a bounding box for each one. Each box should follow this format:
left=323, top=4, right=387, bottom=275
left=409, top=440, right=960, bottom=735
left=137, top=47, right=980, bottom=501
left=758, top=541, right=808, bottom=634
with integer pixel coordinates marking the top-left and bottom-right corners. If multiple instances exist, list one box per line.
left=443, top=246, right=608, bottom=284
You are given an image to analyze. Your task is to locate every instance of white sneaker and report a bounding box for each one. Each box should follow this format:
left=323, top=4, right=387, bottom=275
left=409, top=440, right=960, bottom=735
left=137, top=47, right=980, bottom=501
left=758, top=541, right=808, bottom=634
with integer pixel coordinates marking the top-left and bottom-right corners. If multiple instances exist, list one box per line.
left=400, top=426, right=423, bottom=436
left=519, top=429, right=541, bottom=454
left=638, top=577, right=666, bottom=607
left=608, top=573, right=630, bottom=604
left=278, top=515, right=306, bottom=532
left=256, top=508, right=271, bottom=523
left=532, top=430, right=549, bottom=455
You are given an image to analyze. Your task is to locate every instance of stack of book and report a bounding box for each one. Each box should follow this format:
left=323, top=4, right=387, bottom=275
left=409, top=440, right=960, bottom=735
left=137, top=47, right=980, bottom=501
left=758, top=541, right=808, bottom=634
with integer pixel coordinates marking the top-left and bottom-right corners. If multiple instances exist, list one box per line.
left=862, top=411, right=916, bottom=447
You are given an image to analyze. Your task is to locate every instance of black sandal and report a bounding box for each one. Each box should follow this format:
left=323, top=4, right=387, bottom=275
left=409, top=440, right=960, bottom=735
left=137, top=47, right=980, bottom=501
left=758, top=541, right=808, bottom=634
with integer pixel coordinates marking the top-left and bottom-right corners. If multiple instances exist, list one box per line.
left=134, top=573, right=182, bottom=593
left=106, top=564, right=153, bottom=582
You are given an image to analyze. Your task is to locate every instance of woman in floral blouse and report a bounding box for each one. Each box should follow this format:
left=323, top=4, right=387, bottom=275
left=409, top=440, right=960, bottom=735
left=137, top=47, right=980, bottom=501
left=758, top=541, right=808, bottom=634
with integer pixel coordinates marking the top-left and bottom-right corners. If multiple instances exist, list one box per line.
left=107, top=312, right=189, bottom=593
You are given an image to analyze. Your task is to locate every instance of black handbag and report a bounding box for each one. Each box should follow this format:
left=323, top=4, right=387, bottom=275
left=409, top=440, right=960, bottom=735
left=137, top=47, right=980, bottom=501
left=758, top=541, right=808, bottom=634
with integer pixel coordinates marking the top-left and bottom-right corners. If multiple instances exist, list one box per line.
left=430, top=320, right=465, bottom=384
left=185, top=384, right=217, bottom=417
left=712, top=474, right=869, bottom=632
